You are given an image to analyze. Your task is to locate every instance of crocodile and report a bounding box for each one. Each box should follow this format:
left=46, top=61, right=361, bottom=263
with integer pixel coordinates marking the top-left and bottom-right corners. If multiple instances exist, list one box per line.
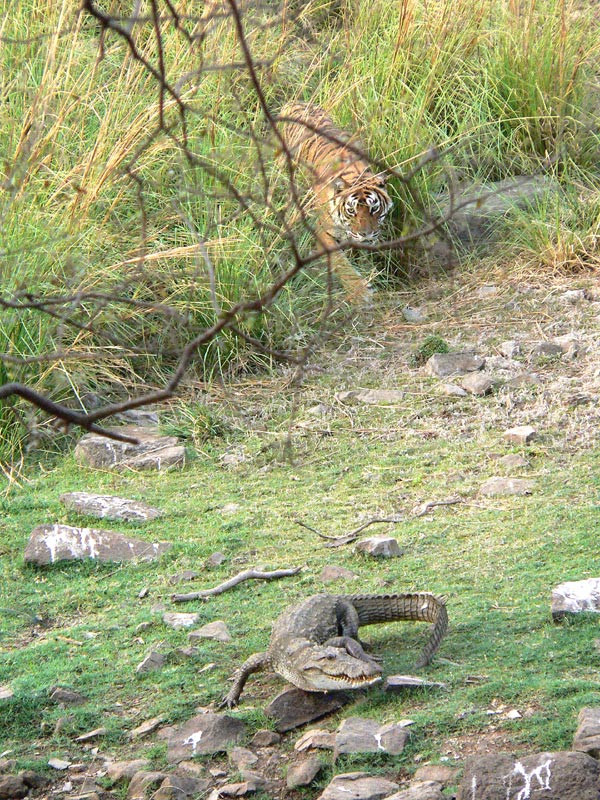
left=221, top=592, right=448, bottom=707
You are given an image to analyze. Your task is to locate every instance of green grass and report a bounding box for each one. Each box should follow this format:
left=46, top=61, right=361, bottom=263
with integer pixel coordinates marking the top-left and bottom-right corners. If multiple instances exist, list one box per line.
left=1, top=0, right=600, bottom=463
left=2, top=389, right=600, bottom=770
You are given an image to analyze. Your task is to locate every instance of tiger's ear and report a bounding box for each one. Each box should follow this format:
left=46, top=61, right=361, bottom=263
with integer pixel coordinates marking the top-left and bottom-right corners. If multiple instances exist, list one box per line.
left=333, top=177, right=345, bottom=194
left=375, top=173, right=388, bottom=186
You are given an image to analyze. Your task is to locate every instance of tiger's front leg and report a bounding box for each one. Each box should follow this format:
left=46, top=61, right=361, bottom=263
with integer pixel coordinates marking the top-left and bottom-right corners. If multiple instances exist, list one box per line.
left=315, top=227, right=373, bottom=306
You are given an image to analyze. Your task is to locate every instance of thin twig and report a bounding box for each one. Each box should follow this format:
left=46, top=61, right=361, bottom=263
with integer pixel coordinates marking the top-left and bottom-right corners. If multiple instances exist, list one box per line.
left=172, top=567, right=301, bottom=602
left=294, top=516, right=402, bottom=548
left=412, top=497, right=463, bottom=517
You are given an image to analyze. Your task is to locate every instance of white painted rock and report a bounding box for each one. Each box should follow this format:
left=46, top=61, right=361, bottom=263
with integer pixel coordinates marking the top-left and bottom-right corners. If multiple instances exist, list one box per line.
left=335, top=717, right=409, bottom=756
left=158, top=713, right=246, bottom=762
left=552, top=578, right=600, bottom=620
left=24, top=524, right=171, bottom=565
left=60, top=492, right=163, bottom=521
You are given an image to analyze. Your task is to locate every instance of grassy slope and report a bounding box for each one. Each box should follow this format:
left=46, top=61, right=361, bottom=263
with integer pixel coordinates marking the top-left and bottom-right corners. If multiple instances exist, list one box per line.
left=2, top=267, right=600, bottom=786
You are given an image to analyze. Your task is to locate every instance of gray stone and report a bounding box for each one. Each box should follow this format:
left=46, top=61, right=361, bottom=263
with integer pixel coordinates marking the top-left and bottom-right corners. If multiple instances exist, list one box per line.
left=337, top=389, right=406, bottom=405
left=189, top=621, right=231, bottom=643
left=163, top=612, right=200, bottom=630
left=384, top=783, right=444, bottom=800
left=106, top=760, right=151, bottom=783
left=499, top=341, right=521, bottom=358
left=230, top=748, right=258, bottom=770
left=320, top=565, right=359, bottom=583
left=117, top=409, right=160, bottom=426
left=0, top=775, right=27, bottom=799
left=206, top=552, right=226, bottom=567
left=532, top=342, right=564, bottom=358
left=552, top=578, right=600, bottom=619
left=414, top=765, right=459, bottom=786
left=573, top=708, right=600, bottom=756
left=402, top=306, right=426, bottom=323
left=128, top=771, right=167, bottom=799
left=18, top=771, right=48, bottom=790
left=503, top=425, right=536, bottom=444
left=25, top=524, right=171, bottom=565
left=503, top=372, right=541, bottom=388
left=75, top=429, right=185, bottom=472
left=355, top=536, right=402, bottom=558
left=456, top=750, right=600, bottom=800
left=48, top=759, right=71, bottom=770
left=251, top=729, right=281, bottom=747
left=287, top=755, right=322, bottom=788
left=317, top=772, right=399, bottom=800
left=127, top=716, right=164, bottom=740
left=75, top=726, right=106, bottom=742
left=136, top=651, right=166, bottom=674
left=175, top=646, right=200, bottom=659
left=560, top=289, right=587, bottom=303
left=59, top=492, right=163, bottom=522
left=295, top=729, right=337, bottom=751
left=440, top=383, right=468, bottom=397
left=426, top=352, right=484, bottom=378
left=169, top=570, right=199, bottom=584
left=155, top=774, right=212, bottom=800
left=479, top=477, right=534, bottom=497
left=335, top=717, right=409, bottom=756
left=385, top=675, right=446, bottom=691
left=265, top=688, right=350, bottom=732
left=460, top=373, right=493, bottom=396
left=49, top=687, right=87, bottom=706
left=158, top=713, right=246, bottom=762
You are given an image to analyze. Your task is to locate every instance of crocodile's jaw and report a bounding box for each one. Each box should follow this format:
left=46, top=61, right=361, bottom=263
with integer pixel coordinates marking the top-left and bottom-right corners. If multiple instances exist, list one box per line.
left=273, top=642, right=383, bottom=692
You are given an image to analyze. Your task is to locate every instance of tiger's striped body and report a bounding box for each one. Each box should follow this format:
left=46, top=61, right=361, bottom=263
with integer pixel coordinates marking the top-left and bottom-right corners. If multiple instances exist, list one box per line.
left=279, top=103, right=393, bottom=303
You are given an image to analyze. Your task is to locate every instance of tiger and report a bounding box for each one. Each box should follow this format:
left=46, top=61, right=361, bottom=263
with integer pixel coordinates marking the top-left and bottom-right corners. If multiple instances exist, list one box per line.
left=278, top=102, right=393, bottom=303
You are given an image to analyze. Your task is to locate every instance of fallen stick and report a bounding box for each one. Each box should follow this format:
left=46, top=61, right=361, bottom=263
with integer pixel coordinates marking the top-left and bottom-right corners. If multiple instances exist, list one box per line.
left=411, top=497, right=462, bottom=517
left=172, top=567, right=301, bottom=602
left=294, top=516, right=402, bottom=548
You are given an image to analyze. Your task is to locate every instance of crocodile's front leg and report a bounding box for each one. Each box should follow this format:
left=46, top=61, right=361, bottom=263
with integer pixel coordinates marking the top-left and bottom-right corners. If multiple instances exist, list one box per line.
left=220, top=652, right=270, bottom=708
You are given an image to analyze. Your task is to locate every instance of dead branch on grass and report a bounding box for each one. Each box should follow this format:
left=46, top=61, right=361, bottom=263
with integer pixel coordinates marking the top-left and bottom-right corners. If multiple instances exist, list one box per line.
left=172, top=566, right=301, bottom=602
left=294, top=516, right=403, bottom=547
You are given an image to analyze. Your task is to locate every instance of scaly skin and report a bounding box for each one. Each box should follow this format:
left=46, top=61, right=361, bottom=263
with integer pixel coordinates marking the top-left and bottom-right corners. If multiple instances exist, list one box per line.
left=221, top=592, right=447, bottom=707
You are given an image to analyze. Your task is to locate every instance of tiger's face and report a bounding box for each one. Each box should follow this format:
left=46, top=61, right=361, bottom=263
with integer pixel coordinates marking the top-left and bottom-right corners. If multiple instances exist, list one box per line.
left=329, top=176, right=393, bottom=243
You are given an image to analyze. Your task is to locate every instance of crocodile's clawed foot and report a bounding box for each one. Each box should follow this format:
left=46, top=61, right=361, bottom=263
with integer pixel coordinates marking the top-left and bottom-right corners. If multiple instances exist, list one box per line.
left=218, top=694, right=239, bottom=710
left=325, top=636, right=382, bottom=668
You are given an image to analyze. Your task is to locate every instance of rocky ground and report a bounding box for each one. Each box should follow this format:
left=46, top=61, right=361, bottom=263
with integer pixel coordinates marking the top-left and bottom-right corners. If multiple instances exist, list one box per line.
left=2, top=260, right=600, bottom=800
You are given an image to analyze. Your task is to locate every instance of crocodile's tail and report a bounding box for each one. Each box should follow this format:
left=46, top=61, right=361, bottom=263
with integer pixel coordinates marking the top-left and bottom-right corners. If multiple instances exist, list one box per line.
left=347, top=592, right=448, bottom=667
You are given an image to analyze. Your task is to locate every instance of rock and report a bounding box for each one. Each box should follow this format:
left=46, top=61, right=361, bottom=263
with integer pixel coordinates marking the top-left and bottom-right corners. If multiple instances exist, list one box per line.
left=106, top=760, right=151, bottom=783
left=503, top=372, right=541, bottom=388
left=59, top=492, right=163, bottom=522
left=117, top=409, right=160, bottom=426
left=163, top=612, right=200, bottom=630
left=335, top=717, right=409, bottom=756
left=385, top=675, right=446, bottom=691
left=238, top=771, right=266, bottom=790
left=155, top=774, right=212, bottom=800
left=158, top=713, right=246, bottom=762
left=317, top=772, right=399, bottom=800
left=49, top=687, right=88, bottom=706
left=384, top=783, right=444, bottom=800
left=18, top=771, right=48, bottom=790
left=210, top=781, right=258, bottom=797
left=402, top=306, right=426, bottom=323
left=128, top=770, right=167, bottom=799
left=0, top=775, right=27, bottom=799
left=136, top=651, right=166, bottom=674
left=456, top=750, right=600, bottom=800
left=0, top=687, right=13, bottom=701
left=75, top=429, right=185, bottom=472
left=503, top=425, right=536, bottom=444
left=460, top=373, right=493, bottom=396
left=440, top=383, right=468, bottom=397
left=169, top=570, right=199, bottom=584
left=24, top=524, right=172, bottom=565
left=75, top=726, right=106, bottom=742
left=265, top=688, right=350, bottom=732
left=479, top=477, right=534, bottom=497
left=426, top=353, right=484, bottom=378
left=559, top=289, right=587, bottom=303
left=355, top=536, right=402, bottom=558
left=188, top=621, right=231, bottom=643
left=498, top=454, right=528, bottom=469
left=320, top=565, right=359, bottom=583
left=336, top=389, right=406, bottom=405
left=573, top=708, right=600, bottom=757
left=48, top=759, right=71, bottom=770
left=506, top=709, right=522, bottom=720
left=295, top=729, right=337, bottom=751
left=175, top=646, right=200, bottom=659
left=127, top=716, right=164, bottom=740
left=251, top=729, right=281, bottom=747
left=551, top=578, right=600, bottom=619
left=414, top=765, right=459, bottom=786
left=206, top=552, right=226, bottom=567
left=499, top=341, right=521, bottom=358
left=230, top=748, right=258, bottom=770
left=287, top=755, right=322, bottom=788
left=532, top=342, right=563, bottom=358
